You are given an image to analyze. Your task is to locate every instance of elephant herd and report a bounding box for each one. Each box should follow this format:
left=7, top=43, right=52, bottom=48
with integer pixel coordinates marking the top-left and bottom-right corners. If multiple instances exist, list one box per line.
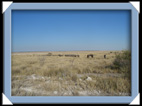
left=64, top=54, right=79, bottom=57
left=87, top=54, right=107, bottom=58
left=45, top=53, right=107, bottom=58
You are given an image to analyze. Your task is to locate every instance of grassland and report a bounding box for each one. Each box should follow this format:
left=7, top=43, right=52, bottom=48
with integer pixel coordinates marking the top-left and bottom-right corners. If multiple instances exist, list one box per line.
left=11, top=50, right=131, bottom=96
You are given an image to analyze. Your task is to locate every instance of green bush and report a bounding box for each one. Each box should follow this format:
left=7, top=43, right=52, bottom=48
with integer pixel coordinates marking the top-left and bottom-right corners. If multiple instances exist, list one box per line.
left=113, top=50, right=131, bottom=74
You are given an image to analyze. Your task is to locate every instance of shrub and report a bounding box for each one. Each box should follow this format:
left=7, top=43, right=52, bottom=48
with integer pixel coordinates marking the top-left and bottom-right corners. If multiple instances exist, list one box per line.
left=47, top=53, right=52, bottom=56
left=112, top=50, right=131, bottom=74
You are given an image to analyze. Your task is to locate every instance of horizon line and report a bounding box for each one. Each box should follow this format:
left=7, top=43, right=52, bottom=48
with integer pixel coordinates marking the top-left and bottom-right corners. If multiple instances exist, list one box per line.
left=12, top=49, right=129, bottom=53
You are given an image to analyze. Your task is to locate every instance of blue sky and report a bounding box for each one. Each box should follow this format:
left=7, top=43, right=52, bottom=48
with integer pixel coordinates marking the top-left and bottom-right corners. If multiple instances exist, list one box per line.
left=12, top=10, right=131, bottom=52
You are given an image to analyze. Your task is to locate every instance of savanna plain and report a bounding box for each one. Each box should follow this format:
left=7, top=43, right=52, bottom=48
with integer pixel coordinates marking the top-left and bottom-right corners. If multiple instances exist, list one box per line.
left=12, top=50, right=131, bottom=96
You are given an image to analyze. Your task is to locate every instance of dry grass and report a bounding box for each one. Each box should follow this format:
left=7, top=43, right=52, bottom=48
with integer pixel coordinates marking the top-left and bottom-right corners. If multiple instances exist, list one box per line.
left=11, top=50, right=131, bottom=96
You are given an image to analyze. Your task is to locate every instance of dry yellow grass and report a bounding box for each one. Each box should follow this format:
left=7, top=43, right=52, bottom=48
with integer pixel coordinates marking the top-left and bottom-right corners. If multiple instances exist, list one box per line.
left=11, top=50, right=131, bottom=96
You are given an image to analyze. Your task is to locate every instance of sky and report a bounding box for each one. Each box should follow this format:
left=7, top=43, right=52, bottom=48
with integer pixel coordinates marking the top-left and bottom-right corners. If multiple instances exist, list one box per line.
left=12, top=10, right=131, bottom=52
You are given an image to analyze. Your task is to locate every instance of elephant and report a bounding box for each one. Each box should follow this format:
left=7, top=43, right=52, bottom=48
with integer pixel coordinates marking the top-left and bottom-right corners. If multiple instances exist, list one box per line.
left=104, top=55, right=106, bottom=59
left=58, top=54, right=63, bottom=57
left=65, top=54, right=79, bottom=57
left=87, top=54, right=93, bottom=58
